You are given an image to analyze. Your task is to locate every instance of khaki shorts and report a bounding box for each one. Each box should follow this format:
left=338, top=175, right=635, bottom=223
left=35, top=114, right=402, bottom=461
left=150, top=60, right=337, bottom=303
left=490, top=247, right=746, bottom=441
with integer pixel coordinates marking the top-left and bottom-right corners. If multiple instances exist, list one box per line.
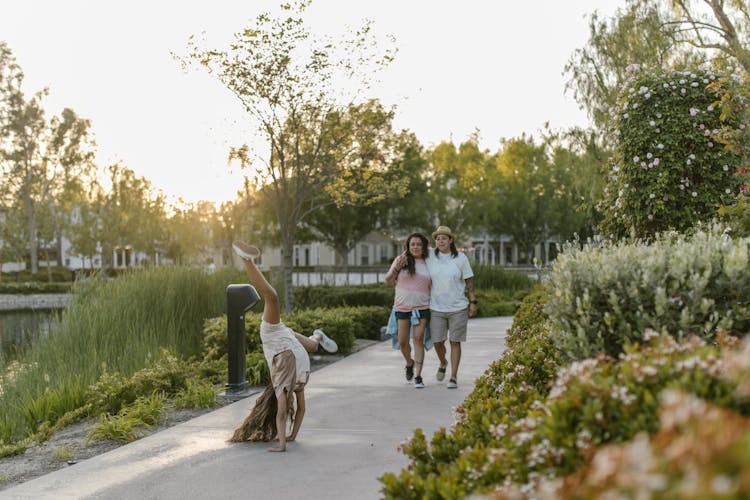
left=429, top=309, right=469, bottom=342
left=271, top=350, right=305, bottom=401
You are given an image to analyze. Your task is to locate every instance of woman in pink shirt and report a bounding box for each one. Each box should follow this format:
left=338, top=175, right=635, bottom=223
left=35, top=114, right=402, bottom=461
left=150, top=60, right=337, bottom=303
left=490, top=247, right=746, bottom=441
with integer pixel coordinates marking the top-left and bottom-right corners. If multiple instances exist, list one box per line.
left=385, top=232, right=431, bottom=388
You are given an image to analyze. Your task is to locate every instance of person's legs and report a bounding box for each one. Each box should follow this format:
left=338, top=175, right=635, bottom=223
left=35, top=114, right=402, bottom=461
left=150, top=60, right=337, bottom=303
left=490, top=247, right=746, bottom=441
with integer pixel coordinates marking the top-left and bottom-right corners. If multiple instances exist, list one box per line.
left=294, top=332, right=319, bottom=352
left=449, top=341, right=461, bottom=380
left=268, top=389, right=288, bottom=452
left=412, top=318, right=427, bottom=377
left=430, top=310, right=449, bottom=380
left=233, top=242, right=280, bottom=325
left=397, top=319, right=414, bottom=376
left=396, top=319, right=413, bottom=362
left=446, top=309, right=468, bottom=388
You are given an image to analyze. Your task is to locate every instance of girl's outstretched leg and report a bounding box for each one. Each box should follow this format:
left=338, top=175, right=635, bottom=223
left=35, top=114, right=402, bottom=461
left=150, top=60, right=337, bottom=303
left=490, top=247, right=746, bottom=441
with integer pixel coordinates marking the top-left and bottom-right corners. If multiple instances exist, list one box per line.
left=233, top=241, right=281, bottom=325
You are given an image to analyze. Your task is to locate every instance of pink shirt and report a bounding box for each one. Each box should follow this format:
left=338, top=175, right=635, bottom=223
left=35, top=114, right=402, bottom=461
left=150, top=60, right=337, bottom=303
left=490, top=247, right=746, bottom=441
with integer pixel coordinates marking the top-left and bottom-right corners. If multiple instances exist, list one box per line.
left=388, top=257, right=431, bottom=312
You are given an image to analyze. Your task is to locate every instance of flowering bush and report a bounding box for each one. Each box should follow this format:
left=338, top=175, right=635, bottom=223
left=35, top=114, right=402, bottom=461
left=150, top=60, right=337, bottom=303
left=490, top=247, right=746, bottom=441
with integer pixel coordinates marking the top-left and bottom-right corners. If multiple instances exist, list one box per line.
left=546, top=227, right=750, bottom=361
left=543, top=390, right=750, bottom=498
left=599, top=66, right=743, bottom=238
left=381, top=290, right=750, bottom=499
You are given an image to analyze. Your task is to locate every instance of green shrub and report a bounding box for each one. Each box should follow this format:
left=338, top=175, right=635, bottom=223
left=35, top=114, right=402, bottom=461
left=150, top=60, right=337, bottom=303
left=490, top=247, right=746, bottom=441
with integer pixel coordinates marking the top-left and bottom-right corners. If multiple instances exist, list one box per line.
left=546, top=390, right=750, bottom=498
left=382, top=330, right=747, bottom=498
left=546, top=227, right=750, bottom=361
left=599, top=66, right=743, bottom=238
left=172, top=379, right=219, bottom=409
left=381, top=291, right=560, bottom=498
left=88, top=392, right=167, bottom=443
left=293, top=284, right=393, bottom=309
left=245, top=351, right=270, bottom=386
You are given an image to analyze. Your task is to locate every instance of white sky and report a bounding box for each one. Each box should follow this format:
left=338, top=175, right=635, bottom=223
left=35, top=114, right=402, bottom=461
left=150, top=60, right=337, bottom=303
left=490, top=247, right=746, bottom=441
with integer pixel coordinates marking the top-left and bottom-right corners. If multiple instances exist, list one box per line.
left=0, top=1, right=625, bottom=205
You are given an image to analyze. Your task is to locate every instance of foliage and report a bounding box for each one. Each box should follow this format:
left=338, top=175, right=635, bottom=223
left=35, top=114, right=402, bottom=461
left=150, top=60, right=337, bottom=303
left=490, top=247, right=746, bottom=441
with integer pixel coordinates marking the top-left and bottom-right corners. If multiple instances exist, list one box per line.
left=564, top=0, right=701, bottom=129
left=294, top=284, right=393, bottom=309
left=382, top=322, right=748, bottom=498
left=471, top=264, right=533, bottom=294
left=181, top=0, right=401, bottom=312
left=172, top=379, right=219, bottom=410
left=380, top=290, right=559, bottom=498
left=88, top=392, right=167, bottom=443
left=0, top=266, right=230, bottom=442
left=546, top=227, right=750, bottom=361
left=599, top=66, right=743, bottom=238
left=549, top=390, right=750, bottom=498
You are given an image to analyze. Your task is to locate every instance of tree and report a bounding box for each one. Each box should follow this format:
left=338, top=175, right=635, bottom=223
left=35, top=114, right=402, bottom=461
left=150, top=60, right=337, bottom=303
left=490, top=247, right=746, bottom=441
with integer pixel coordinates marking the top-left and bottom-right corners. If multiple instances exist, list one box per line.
left=425, top=135, right=494, bottom=241
left=566, top=0, right=750, bottom=131
left=666, top=0, right=750, bottom=72
left=491, top=136, right=556, bottom=264
left=565, top=0, right=702, bottom=130
left=0, top=43, right=94, bottom=275
left=99, top=164, right=166, bottom=269
left=182, top=1, right=402, bottom=311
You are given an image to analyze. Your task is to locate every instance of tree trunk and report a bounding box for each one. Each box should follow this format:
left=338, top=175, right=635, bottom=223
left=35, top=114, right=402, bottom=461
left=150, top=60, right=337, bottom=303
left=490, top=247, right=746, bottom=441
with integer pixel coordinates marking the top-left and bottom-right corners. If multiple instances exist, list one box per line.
left=282, top=239, right=295, bottom=313
left=45, top=249, right=52, bottom=282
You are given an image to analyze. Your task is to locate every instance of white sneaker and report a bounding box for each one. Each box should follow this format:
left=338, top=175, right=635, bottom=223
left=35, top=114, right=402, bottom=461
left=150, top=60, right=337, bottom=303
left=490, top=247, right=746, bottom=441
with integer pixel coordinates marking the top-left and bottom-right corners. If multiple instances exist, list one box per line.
left=313, top=329, right=338, bottom=353
left=446, top=378, right=458, bottom=389
left=232, top=241, right=260, bottom=261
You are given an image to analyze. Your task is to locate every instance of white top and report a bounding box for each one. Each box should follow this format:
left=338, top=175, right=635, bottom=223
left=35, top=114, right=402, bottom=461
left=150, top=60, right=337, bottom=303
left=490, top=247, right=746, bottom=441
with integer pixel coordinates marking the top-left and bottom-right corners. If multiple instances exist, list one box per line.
left=260, top=320, right=310, bottom=385
left=426, top=251, right=474, bottom=312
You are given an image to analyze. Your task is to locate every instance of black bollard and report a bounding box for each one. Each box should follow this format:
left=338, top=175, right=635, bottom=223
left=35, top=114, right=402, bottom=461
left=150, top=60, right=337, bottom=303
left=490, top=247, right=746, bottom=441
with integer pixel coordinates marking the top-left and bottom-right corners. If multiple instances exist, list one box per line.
left=225, top=284, right=261, bottom=394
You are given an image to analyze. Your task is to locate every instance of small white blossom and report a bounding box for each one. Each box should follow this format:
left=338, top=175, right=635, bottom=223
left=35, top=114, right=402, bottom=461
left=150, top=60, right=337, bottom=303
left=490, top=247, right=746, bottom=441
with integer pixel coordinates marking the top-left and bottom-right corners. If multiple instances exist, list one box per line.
left=692, top=191, right=698, bottom=197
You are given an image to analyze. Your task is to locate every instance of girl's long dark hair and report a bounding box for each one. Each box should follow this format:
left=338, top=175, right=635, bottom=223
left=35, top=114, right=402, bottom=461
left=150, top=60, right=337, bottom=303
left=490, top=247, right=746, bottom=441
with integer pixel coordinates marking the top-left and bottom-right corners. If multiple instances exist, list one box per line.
left=404, top=233, right=429, bottom=275
left=229, top=384, right=295, bottom=442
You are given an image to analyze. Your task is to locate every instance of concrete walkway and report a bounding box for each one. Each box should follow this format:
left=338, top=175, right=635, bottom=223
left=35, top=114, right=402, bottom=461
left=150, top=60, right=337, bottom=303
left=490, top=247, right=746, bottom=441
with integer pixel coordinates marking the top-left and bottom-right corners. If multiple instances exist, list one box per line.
left=1, top=317, right=512, bottom=500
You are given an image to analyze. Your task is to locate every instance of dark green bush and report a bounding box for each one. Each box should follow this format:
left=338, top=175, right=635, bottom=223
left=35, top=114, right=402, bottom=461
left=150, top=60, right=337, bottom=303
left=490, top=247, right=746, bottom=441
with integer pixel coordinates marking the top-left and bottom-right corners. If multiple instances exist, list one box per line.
left=293, top=284, right=393, bottom=309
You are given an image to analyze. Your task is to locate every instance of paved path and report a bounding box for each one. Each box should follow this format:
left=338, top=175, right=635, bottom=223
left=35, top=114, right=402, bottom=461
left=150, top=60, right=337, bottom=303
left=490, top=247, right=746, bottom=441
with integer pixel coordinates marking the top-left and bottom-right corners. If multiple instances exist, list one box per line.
left=1, top=317, right=512, bottom=500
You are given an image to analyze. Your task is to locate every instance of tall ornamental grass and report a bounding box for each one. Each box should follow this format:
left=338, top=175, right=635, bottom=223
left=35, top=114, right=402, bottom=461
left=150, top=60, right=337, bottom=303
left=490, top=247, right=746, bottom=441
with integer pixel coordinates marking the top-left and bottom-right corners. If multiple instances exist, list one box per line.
left=545, top=226, right=750, bottom=361
left=0, top=265, right=241, bottom=443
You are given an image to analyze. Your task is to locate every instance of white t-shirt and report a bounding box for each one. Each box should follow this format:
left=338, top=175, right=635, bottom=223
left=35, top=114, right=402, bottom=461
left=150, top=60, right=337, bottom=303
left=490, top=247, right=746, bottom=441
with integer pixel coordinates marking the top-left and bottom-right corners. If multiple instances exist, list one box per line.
left=426, top=251, right=474, bottom=312
left=260, top=320, right=311, bottom=385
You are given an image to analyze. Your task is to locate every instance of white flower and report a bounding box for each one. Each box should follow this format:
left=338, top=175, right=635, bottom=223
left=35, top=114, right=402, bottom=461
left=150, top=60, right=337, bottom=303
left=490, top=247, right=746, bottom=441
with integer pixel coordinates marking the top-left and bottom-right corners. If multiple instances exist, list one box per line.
left=653, top=158, right=660, bottom=166
left=691, top=81, right=699, bottom=87
left=657, top=143, right=664, bottom=149
left=649, top=120, right=656, bottom=126
left=689, top=154, right=696, bottom=159
left=723, top=165, right=729, bottom=171
left=647, top=152, right=653, bottom=159
left=726, top=188, right=731, bottom=194
left=633, top=156, right=640, bottom=163
left=692, top=191, right=698, bottom=197
left=649, top=193, right=656, bottom=199
left=690, top=107, right=699, bottom=116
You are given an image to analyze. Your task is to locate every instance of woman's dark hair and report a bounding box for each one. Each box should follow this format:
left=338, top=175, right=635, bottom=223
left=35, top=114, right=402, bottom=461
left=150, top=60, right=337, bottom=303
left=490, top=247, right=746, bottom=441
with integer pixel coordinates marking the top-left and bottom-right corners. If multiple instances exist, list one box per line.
left=404, top=233, right=429, bottom=275
left=433, top=239, right=459, bottom=258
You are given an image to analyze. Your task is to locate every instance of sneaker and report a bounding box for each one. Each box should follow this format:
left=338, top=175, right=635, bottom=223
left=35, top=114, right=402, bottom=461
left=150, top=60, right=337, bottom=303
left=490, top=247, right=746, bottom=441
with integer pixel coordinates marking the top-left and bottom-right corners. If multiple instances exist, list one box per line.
left=313, top=329, right=338, bottom=353
left=232, top=241, right=260, bottom=260
left=405, top=360, right=414, bottom=381
left=446, top=378, right=458, bottom=389
left=414, top=376, right=424, bottom=389
left=436, top=363, right=447, bottom=382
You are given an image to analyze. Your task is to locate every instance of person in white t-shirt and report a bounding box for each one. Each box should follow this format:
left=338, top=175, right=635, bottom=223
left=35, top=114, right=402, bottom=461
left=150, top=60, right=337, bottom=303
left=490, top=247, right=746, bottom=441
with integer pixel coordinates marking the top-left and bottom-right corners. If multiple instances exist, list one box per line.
left=425, top=226, right=477, bottom=389
left=228, top=241, right=338, bottom=452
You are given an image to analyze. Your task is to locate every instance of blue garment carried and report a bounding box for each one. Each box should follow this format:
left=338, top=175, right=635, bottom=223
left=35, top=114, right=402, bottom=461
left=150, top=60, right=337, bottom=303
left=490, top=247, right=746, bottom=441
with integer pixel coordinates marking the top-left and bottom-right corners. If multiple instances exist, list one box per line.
left=386, top=308, right=433, bottom=351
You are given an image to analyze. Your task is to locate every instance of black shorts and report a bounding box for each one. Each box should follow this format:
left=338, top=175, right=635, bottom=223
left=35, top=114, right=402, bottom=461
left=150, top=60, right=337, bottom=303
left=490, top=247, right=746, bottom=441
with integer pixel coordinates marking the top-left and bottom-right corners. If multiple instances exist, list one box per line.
left=395, top=308, right=431, bottom=320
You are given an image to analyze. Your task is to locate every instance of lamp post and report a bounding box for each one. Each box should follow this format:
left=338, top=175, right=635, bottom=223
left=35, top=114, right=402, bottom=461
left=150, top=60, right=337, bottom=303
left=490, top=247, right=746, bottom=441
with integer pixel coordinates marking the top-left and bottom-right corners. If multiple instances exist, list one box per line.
left=225, top=284, right=261, bottom=395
